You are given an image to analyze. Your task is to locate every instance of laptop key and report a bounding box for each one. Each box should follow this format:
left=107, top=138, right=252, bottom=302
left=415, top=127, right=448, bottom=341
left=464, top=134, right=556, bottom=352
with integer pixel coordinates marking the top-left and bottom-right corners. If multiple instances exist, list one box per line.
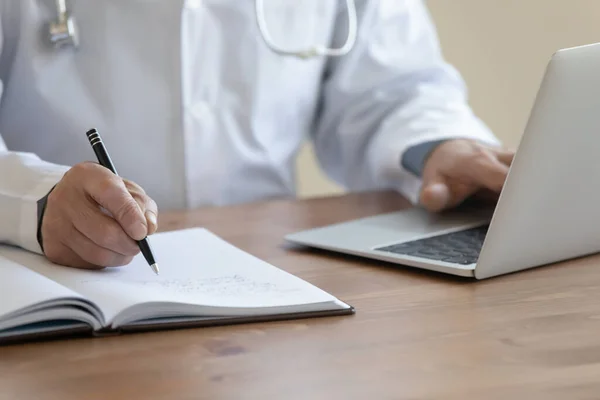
left=375, top=225, right=488, bottom=265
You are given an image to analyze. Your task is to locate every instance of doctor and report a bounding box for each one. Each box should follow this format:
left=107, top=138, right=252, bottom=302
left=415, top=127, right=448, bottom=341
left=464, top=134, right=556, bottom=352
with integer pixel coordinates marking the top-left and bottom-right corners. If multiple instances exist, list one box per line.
left=0, top=0, right=513, bottom=269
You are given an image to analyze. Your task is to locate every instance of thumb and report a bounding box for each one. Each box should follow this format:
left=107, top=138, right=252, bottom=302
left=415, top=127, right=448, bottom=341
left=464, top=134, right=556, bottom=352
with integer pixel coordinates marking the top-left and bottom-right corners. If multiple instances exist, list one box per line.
left=420, top=175, right=481, bottom=212
left=419, top=177, right=452, bottom=212
left=86, top=176, right=148, bottom=241
left=123, top=179, right=158, bottom=236
left=495, top=149, right=515, bottom=166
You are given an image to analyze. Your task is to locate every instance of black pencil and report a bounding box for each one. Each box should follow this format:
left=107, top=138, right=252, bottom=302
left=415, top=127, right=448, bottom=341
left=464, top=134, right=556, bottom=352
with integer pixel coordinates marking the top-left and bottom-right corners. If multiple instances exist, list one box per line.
left=86, top=128, right=159, bottom=275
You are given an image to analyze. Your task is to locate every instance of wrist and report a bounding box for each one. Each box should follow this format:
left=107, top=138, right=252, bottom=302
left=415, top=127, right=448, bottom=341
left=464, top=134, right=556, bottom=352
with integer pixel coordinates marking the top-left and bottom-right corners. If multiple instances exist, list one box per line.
left=36, top=185, right=56, bottom=254
left=401, top=139, right=450, bottom=177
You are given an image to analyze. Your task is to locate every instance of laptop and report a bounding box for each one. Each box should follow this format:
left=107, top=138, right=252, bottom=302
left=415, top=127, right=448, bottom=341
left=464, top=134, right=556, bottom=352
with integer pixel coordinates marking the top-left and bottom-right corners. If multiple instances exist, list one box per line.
left=285, top=42, right=600, bottom=279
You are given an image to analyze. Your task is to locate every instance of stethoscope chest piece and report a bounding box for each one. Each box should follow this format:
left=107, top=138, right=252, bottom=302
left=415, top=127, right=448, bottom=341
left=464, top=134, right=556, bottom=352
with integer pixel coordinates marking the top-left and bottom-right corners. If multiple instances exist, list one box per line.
left=49, top=0, right=79, bottom=49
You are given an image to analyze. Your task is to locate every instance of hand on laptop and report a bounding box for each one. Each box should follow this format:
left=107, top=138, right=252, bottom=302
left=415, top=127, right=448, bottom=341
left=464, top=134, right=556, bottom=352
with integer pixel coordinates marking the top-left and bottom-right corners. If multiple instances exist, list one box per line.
left=419, top=139, right=514, bottom=212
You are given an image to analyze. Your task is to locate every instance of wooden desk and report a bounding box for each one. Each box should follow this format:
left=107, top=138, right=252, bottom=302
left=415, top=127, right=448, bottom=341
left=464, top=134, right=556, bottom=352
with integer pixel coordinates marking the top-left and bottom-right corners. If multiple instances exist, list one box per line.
left=2, top=191, right=600, bottom=399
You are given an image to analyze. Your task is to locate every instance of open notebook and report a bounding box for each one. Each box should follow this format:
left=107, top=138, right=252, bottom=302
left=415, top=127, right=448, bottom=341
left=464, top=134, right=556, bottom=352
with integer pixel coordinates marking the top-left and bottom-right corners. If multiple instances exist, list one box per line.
left=0, top=228, right=353, bottom=343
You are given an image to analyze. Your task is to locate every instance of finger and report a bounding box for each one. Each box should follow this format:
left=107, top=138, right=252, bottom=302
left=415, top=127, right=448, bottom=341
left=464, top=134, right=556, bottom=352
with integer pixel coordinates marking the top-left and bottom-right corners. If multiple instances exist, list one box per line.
left=446, top=181, right=480, bottom=209
left=83, top=168, right=148, bottom=240
left=69, top=200, right=140, bottom=257
left=44, top=240, right=104, bottom=270
left=495, top=149, right=515, bottom=166
left=467, top=156, right=509, bottom=192
left=65, top=225, right=134, bottom=267
left=421, top=173, right=485, bottom=212
left=125, top=180, right=158, bottom=235
left=129, top=192, right=158, bottom=235
left=420, top=176, right=452, bottom=212
left=144, top=200, right=158, bottom=235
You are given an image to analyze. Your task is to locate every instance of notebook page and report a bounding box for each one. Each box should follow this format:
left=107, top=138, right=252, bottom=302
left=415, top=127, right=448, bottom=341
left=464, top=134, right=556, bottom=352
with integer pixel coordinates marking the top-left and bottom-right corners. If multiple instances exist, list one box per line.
left=9, top=229, right=341, bottom=324
left=0, top=253, right=87, bottom=327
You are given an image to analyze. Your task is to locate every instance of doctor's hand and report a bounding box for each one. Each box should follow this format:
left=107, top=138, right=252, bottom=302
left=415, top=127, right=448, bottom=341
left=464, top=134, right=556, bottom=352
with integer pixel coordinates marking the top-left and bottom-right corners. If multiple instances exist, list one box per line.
left=40, top=162, right=158, bottom=269
left=419, top=139, right=515, bottom=212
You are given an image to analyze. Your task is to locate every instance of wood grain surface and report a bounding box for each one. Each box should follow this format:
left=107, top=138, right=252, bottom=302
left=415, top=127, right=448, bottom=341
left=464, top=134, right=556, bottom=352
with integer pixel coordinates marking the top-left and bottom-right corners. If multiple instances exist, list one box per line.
left=2, top=191, right=599, bottom=400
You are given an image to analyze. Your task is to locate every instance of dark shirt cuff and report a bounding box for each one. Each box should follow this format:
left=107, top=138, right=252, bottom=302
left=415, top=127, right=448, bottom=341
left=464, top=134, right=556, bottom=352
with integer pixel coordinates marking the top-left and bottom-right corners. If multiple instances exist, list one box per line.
left=401, top=139, right=449, bottom=177
left=36, top=186, right=56, bottom=253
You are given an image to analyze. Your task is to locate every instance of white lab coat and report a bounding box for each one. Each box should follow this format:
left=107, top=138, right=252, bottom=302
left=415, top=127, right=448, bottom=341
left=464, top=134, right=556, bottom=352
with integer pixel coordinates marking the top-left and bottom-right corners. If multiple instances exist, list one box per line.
left=0, top=0, right=498, bottom=255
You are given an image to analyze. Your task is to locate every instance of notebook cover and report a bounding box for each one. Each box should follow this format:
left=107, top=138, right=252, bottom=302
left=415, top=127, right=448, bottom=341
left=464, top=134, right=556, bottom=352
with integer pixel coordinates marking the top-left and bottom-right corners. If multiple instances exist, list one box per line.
left=0, top=304, right=355, bottom=345
left=117, top=304, right=356, bottom=334
left=0, top=325, right=93, bottom=346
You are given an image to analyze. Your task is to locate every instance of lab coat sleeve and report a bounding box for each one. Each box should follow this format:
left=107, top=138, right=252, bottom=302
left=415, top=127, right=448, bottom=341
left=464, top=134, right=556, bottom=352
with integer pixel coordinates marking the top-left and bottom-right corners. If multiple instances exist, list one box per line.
left=0, top=141, right=70, bottom=254
left=0, top=6, right=70, bottom=255
left=312, top=0, right=500, bottom=205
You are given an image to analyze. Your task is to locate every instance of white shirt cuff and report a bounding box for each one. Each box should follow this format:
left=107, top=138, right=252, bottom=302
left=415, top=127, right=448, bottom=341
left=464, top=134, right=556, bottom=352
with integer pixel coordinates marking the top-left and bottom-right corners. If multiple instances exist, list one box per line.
left=18, top=174, right=66, bottom=255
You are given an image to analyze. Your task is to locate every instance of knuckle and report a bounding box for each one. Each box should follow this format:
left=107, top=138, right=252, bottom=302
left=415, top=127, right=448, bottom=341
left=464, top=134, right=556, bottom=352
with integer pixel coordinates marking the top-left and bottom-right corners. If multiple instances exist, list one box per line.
left=129, top=189, right=156, bottom=213
left=124, top=179, right=145, bottom=194
left=147, top=196, right=158, bottom=212
left=63, top=162, right=85, bottom=179
left=469, top=154, right=489, bottom=169
left=129, top=191, right=145, bottom=208
left=65, top=162, right=98, bottom=182
left=141, top=195, right=158, bottom=215
left=97, top=174, right=120, bottom=195
left=471, top=146, right=491, bottom=161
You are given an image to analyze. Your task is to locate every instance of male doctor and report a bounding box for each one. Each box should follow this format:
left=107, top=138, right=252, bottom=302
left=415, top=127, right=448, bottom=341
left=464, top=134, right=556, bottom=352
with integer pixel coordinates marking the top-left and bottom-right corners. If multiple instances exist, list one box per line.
left=0, top=0, right=513, bottom=269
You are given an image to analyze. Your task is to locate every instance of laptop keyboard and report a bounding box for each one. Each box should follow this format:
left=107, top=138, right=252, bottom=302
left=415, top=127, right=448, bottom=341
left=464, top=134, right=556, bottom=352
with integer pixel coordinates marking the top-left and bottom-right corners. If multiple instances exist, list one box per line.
left=374, top=225, right=489, bottom=265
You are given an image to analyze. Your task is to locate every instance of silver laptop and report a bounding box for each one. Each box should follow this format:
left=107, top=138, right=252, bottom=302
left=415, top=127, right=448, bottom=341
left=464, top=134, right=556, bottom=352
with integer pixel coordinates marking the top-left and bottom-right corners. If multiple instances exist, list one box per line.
left=286, top=42, right=600, bottom=279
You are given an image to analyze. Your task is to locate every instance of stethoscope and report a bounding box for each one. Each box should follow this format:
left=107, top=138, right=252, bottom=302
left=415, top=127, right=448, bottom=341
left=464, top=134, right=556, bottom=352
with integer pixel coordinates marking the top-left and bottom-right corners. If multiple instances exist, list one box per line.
left=48, top=0, right=79, bottom=49
left=255, top=0, right=357, bottom=59
left=49, top=0, right=357, bottom=59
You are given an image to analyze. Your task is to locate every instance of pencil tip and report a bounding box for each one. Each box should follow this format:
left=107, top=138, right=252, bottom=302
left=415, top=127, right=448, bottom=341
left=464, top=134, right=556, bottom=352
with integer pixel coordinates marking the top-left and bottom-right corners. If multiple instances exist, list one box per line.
left=151, top=263, right=159, bottom=275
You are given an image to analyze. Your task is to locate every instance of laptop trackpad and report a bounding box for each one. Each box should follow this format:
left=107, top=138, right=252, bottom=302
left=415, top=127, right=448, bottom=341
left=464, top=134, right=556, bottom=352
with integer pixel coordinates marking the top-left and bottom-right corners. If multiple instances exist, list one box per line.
left=286, top=205, right=494, bottom=251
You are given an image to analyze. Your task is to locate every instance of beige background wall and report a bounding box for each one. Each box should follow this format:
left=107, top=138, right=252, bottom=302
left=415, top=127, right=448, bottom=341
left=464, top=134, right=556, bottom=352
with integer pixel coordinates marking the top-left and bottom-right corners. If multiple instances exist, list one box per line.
left=296, top=0, right=600, bottom=198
